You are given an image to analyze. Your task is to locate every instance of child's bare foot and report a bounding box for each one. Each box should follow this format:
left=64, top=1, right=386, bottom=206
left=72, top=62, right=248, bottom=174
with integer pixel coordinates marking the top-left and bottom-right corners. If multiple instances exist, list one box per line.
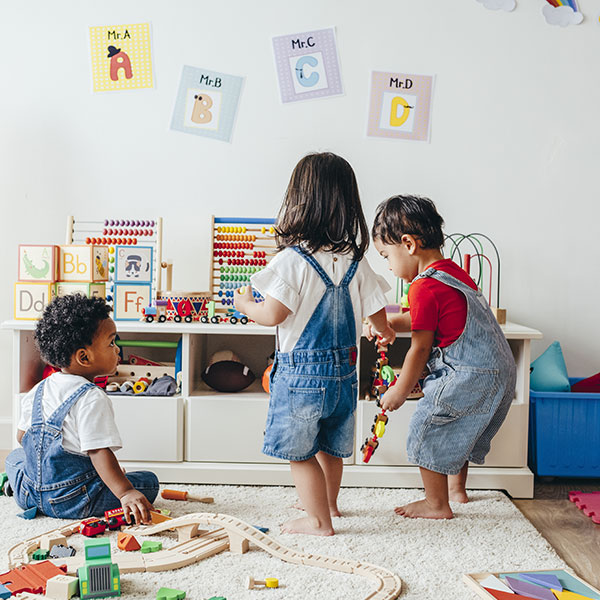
left=281, top=516, right=334, bottom=536
left=394, top=499, right=454, bottom=519
left=448, top=489, right=469, bottom=504
left=292, top=501, right=342, bottom=517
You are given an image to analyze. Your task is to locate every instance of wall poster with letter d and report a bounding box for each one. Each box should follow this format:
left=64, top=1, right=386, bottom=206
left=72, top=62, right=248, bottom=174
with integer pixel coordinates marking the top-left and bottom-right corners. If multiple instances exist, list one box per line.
left=367, top=71, right=435, bottom=142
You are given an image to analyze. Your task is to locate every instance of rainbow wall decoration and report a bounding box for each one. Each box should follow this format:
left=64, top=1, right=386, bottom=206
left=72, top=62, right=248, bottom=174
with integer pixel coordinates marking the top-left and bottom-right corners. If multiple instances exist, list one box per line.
left=542, top=0, right=583, bottom=26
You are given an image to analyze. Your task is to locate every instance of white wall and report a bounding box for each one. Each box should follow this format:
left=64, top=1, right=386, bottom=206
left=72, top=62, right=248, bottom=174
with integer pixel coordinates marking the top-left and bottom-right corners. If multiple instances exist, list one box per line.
left=2, top=0, right=599, bottom=443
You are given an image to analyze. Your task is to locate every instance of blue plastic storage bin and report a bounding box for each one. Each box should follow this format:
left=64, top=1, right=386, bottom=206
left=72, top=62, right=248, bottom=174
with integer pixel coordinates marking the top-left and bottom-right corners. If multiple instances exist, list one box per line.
left=529, top=378, right=600, bottom=477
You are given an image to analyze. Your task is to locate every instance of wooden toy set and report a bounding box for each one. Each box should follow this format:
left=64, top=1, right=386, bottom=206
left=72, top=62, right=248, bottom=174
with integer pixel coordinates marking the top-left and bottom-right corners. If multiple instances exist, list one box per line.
left=209, top=216, right=276, bottom=321
left=464, top=569, right=600, bottom=600
left=66, top=216, right=163, bottom=321
left=14, top=244, right=109, bottom=320
left=5, top=511, right=403, bottom=600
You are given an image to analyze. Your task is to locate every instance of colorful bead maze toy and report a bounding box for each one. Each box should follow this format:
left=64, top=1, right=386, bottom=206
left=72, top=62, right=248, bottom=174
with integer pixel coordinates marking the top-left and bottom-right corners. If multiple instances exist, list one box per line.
left=361, top=350, right=397, bottom=463
left=210, top=216, right=276, bottom=323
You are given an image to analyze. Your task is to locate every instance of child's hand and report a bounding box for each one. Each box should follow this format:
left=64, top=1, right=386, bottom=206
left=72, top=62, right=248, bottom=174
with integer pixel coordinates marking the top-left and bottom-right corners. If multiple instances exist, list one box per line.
left=380, top=385, right=406, bottom=412
left=363, top=321, right=375, bottom=341
left=374, top=323, right=396, bottom=348
left=234, top=285, right=255, bottom=313
left=120, top=489, right=154, bottom=525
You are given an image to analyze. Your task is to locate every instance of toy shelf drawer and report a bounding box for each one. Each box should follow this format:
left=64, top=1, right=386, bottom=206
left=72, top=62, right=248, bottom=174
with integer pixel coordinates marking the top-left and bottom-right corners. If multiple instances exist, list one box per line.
left=529, top=379, right=600, bottom=477
left=185, top=384, right=280, bottom=463
left=356, top=400, right=528, bottom=468
left=110, top=395, right=183, bottom=462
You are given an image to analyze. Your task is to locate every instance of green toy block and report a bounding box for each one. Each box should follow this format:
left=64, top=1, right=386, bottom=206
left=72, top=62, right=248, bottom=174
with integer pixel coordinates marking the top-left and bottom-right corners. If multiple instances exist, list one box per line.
left=0, top=473, right=7, bottom=496
left=156, top=587, right=186, bottom=600
left=32, top=548, right=49, bottom=560
left=207, top=597, right=226, bottom=600
left=141, top=540, right=162, bottom=554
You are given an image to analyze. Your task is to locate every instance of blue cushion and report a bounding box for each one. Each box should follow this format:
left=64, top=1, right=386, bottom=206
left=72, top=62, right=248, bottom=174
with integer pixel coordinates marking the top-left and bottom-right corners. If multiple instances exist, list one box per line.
left=530, top=341, right=570, bottom=392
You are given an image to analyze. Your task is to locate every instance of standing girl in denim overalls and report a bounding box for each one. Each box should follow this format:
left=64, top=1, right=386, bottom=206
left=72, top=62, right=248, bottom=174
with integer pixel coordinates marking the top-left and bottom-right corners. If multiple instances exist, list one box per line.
left=370, top=195, right=516, bottom=520
left=234, top=152, right=395, bottom=536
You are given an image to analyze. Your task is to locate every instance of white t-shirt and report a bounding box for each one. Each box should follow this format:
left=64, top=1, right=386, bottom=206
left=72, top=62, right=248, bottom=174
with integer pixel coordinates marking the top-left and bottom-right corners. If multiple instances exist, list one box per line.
left=251, top=248, right=391, bottom=353
left=18, top=372, right=122, bottom=456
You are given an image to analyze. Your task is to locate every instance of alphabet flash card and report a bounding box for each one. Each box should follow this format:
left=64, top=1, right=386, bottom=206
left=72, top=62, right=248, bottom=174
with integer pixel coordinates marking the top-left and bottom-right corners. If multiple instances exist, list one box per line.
left=367, top=71, right=435, bottom=142
left=89, top=23, right=154, bottom=92
left=170, top=66, right=244, bottom=143
left=272, top=27, right=343, bottom=103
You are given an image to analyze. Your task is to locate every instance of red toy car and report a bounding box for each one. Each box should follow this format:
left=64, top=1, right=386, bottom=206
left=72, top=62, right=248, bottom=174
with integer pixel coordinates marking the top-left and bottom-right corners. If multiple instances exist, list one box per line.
left=104, top=507, right=131, bottom=529
left=79, top=517, right=107, bottom=537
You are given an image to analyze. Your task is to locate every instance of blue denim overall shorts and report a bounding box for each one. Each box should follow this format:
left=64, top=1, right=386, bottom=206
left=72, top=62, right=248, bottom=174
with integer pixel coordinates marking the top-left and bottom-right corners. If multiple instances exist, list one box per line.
left=406, top=268, right=517, bottom=475
left=262, top=247, right=359, bottom=462
left=5, top=378, right=158, bottom=518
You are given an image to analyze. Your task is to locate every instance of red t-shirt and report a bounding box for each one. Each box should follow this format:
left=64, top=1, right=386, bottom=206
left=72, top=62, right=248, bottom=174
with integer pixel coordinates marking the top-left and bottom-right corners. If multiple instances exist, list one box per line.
left=407, top=259, right=478, bottom=348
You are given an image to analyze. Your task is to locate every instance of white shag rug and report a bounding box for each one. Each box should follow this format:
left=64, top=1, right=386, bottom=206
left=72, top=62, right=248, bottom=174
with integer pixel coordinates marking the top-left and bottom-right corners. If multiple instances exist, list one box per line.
left=0, top=485, right=568, bottom=599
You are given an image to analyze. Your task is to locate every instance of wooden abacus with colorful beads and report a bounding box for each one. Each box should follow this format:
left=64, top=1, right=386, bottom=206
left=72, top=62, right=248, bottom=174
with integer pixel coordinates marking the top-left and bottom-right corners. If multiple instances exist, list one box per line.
left=210, top=216, right=277, bottom=321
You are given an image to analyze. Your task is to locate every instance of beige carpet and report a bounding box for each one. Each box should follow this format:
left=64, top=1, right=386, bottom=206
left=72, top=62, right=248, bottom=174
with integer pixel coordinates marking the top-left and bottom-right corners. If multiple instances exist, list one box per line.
left=0, top=484, right=569, bottom=599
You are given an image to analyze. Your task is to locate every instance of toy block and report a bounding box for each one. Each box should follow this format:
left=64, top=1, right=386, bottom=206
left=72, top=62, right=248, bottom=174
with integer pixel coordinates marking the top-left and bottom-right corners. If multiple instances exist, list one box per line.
left=59, top=245, right=108, bottom=282
left=521, top=573, right=563, bottom=591
left=253, top=525, right=269, bottom=533
left=0, top=560, right=66, bottom=595
left=32, top=549, right=50, bottom=560
left=505, top=576, right=557, bottom=600
left=78, top=538, right=120, bottom=599
left=18, top=245, right=58, bottom=283
left=55, top=281, right=106, bottom=299
left=49, top=545, right=76, bottom=559
left=45, top=574, right=79, bottom=600
left=0, top=473, right=7, bottom=496
left=17, top=506, right=38, bottom=519
left=492, top=307, right=507, bottom=324
left=483, top=588, right=539, bottom=600
left=14, top=282, right=56, bottom=320
left=115, top=245, right=153, bottom=284
left=156, top=587, right=186, bottom=600
left=207, top=597, right=226, bottom=600
left=141, top=540, right=163, bottom=554
left=0, top=583, right=10, bottom=599
left=40, top=533, right=68, bottom=551
left=246, top=576, right=279, bottom=589
left=552, top=591, right=597, bottom=600
left=478, top=575, right=513, bottom=594
left=161, top=488, right=214, bottom=503
left=117, top=532, right=141, bottom=552
left=150, top=510, right=173, bottom=525
left=113, top=283, right=152, bottom=321
left=569, top=491, right=600, bottom=524
left=228, top=531, right=249, bottom=554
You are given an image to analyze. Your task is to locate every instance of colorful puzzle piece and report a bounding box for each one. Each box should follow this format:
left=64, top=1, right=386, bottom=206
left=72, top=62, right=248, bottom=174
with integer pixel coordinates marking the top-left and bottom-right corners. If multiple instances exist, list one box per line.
left=0, top=583, right=10, bottom=599
left=521, top=573, right=563, bottom=591
left=479, top=575, right=514, bottom=594
left=569, top=491, right=600, bottom=524
left=484, top=587, right=538, bottom=600
left=17, top=506, right=38, bottom=519
left=141, top=540, right=162, bottom=554
left=505, top=576, right=556, bottom=600
left=553, top=590, right=597, bottom=600
left=156, top=587, right=186, bottom=600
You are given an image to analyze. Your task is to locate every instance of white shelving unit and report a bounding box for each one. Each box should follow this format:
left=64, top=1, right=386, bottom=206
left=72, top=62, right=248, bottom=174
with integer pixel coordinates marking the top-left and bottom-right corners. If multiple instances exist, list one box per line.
left=2, top=319, right=542, bottom=498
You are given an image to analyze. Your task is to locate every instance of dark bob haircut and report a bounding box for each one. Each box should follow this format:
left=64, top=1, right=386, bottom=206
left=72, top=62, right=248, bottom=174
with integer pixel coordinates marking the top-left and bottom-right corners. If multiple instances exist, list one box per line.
left=372, top=195, right=445, bottom=250
left=275, top=152, right=369, bottom=261
left=34, top=294, right=112, bottom=368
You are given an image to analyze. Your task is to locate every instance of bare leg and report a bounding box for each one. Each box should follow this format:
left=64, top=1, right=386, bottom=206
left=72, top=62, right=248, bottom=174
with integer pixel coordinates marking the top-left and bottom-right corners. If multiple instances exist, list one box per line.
left=281, top=457, right=335, bottom=536
left=448, top=462, right=469, bottom=503
left=293, top=452, right=343, bottom=516
left=395, top=467, right=454, bottom=519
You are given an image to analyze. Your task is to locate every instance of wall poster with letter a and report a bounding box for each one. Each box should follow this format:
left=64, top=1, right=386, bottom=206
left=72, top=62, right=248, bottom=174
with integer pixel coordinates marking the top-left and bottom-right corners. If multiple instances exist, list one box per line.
left=367, top=71, right=435, bottom=142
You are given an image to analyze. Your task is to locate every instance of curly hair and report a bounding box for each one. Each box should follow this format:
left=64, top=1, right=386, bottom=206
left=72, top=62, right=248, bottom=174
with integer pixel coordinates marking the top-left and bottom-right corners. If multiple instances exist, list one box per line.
left=34, top=294, right=112, bottom=368
left=275, top=152, right=369, bottom=261
left=372, top=195, right=445, bottom=250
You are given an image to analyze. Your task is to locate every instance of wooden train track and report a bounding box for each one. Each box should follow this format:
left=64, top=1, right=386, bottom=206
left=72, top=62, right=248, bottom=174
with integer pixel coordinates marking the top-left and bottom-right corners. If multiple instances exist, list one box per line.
left=7, top=513, right=402, bottom=599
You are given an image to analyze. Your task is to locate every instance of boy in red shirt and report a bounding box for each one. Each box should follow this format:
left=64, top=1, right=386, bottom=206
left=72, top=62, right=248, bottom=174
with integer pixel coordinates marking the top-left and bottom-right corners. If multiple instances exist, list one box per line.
left=370, top=195, right=516, bottom=519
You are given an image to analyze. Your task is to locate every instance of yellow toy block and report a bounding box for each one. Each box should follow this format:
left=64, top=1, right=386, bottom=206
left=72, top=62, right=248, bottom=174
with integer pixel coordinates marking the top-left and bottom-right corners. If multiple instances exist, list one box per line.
left=55, top=282, right=106, bottom=299
left=14, top=282, right=56, bottom=320
left=59, top=245, right=108, bottom=282
left=552, top=590, right=596, bottom=600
